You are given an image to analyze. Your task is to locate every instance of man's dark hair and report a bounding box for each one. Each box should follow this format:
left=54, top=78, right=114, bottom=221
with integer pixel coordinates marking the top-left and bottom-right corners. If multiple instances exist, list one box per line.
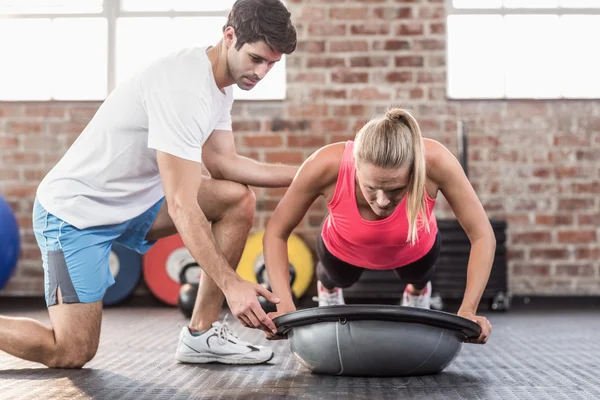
left=224, top=0, right=297, bottom=54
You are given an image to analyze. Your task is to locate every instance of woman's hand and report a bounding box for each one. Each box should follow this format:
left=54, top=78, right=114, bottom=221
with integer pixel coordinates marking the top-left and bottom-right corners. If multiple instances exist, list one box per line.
left=457, top=309, right=492, bottom=344
left=263, top=307, right=296, bottom=341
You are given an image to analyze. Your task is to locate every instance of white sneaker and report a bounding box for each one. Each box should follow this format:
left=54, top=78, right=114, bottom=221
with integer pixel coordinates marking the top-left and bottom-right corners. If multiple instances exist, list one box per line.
left=317, top=281, right=345, bottom=307
left=401, top=281, right=432, bottom=309
left=175, top=315, right=274, bottom=365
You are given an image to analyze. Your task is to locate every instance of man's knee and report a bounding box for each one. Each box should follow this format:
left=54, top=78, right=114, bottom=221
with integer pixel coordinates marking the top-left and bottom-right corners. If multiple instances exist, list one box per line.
left=46, top=341, right=98, bottom=369
left=229, top=183, right=256, bottom=222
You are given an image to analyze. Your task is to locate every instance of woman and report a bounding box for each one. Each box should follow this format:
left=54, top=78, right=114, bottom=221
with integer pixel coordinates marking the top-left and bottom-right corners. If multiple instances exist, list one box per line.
left=262, top=107, right=494, bottom=344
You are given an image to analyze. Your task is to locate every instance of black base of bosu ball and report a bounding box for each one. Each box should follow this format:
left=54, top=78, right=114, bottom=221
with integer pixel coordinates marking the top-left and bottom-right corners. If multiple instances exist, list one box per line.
left=274, top=305, right=480, bottom=377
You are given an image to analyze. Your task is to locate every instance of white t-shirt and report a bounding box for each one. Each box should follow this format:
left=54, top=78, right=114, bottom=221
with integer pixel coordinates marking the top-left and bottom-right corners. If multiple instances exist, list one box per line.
left=36, top=46, right=234, bottom=229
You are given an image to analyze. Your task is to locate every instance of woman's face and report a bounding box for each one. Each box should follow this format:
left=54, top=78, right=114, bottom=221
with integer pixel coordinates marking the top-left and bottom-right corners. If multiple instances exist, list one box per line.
left=356, top=162, right=411, bottom=218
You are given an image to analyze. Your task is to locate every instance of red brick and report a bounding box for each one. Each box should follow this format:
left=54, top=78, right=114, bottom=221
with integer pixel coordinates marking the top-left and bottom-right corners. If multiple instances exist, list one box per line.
left=290, top=72, right=326, bottom=84
left=242, top=135, right=282, bottom=148
left=25, top=104, right=66, bottom=118
left=575, top=247, right=600, bottom=260
left=385, top=71, right=413, bottom=83
left=0, top=105, right=22, bottom=117
left=555, top=166, right=592, bottom=179
left=350, top=88, right=391, bottom=101
left=373, top=40, right=411, bottom=51
left=350, top=56, right=389, bottom=67
left=553, top=135, right=588, bottom=146
left=395, top=56, right=424, bottom=67
left=555, top=264, right=595, bottom=277
left=232, top=121, right=261, bottom=132
left=418, top=5, right=446, bottom=18
left=505, top=214, right=530, bottom=226
left=351, top=24, right=391, bottom=35
left=373, top=7, right=412, bottom=19
left=414, top=39, right=446, bottom=50
left=332, top=105, right=368, bottom=117
left=535, top=214, right=573, bottom=226
left=557, top=198, right=595, bottom=211
left=572, top=182, right=600, bottom=194
left=557, top=230, right=596, bottom=244
left=0, top=168, right=19, bottom=180
left=2, top=183, right=38, bottom=197
left=307, top=57, right=346, bottom=68
left=297, top=40, right=325, bottom=53
left=530, top=248, right=569, bottom=260
left=310, top=89, right=347, bottom=100
left=428, top=54, right=446, bottom=67
left=48, top=121, right=87, bottom=135
left=512, top=264, right=551, bottom=277
left=417, top=71, right=445, bottom=83
left=2, top=152, right=42, bottom=165
left=330, top=7, right=369, bottom=19
left=287, top=104, right=329, bottom=118
left=429, top=22, right=445, bottom=34
left=309, top=23, right=346, bottom=36
left=299, top=6, right=326, bottom=21
left=6, top=122, right=44, bottom=134
left=0, top=137, right=19, bottom=149
left=578, top=214, right=600, bottom=226
left=397, top=22, right=424, bottom=36
left=287, top=135, right=326, bottom=147
left=331, top=71, right=369, bottom=84
left=314, top=119, right=350, bottom=133
left=68, top=104, right=99, bottom=122
left=329, top=41, right=369, bottom=52
left=511, top=231, right=552, bottom=245
left=264, top=151, right=304, bottom=165
left=576, top=149, right=600, bottom=161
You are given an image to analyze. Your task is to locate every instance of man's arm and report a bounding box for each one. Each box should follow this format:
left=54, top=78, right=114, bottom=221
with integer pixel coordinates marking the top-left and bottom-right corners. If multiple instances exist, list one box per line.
left=202, top=129, right=298, bottom=187
left=156, top=150, right=280, bottom=332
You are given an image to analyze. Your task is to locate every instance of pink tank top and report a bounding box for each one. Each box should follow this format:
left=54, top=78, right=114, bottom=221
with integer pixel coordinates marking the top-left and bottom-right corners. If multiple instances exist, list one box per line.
left=321, top=141, right=438, bottom=270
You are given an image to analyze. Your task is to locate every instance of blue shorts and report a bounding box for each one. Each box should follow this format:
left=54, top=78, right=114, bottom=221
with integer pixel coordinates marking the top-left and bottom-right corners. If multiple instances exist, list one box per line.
left=32, top=197, right=164, bottom=307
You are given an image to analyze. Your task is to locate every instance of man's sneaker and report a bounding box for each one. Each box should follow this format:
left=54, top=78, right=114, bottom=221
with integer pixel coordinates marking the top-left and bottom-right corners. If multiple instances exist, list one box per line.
left=175, top=315, right=274, bottom=365
left=401, top=281, right=432, bottom=309
left=317, top=280, right=345, bottom=307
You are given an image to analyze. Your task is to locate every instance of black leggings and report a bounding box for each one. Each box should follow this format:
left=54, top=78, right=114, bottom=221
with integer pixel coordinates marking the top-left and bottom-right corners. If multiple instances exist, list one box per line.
left=316, top=231, right=441, bottom=291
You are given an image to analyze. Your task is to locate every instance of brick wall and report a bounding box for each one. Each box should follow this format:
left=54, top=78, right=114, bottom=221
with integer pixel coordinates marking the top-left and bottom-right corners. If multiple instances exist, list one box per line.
left=0, top=0, right=598, bottom=297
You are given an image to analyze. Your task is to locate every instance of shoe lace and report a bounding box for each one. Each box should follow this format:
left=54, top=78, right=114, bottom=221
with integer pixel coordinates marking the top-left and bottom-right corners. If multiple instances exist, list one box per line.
left=215, top=314, right=239, bottom=345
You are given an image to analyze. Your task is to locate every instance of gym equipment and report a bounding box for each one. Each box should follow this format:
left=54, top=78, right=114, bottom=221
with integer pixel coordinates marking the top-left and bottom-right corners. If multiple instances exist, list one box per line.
left=0, top=197, right=20, bottom=290
left=237, top=231, right=314, bottom=299
left=274, top=305, right=480, bottom=377
left=143, top=234, right=201, bottom=306
left=178, top=282, right=199, bottom=318
left=104, top=243, right=143, bottom=306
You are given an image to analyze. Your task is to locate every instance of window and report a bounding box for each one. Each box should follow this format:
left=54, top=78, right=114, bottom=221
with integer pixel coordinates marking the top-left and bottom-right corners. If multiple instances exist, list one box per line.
left=447, top=1, right=600, bottom=99
left=0, top=0, right=286, bottom=101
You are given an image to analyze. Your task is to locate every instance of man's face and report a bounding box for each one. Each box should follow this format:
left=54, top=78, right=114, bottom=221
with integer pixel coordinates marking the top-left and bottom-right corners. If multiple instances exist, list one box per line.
left=226, top=30, right=282, bottom=90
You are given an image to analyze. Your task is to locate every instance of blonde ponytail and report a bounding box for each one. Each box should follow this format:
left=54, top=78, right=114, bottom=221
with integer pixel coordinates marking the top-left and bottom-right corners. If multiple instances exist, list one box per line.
left=354, top=106, right=429, bottom=244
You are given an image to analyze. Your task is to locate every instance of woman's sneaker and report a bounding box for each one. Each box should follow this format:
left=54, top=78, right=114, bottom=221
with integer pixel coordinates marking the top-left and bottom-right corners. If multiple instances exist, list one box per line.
left=175, top=315, right=274, bottom=365
left=401, top=281, right=432, bottom=309
left=317, top=280, right=345, bottom=307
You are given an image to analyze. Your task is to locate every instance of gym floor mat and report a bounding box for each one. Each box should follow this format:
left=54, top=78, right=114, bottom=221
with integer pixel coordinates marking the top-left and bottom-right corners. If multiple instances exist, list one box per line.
left=0, top=301, right=598, bottom=400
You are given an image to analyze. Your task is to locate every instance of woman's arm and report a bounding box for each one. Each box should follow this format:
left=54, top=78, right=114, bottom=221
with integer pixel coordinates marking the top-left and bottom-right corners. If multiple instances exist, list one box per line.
left=263, top=144, right=343, bottom=313
left=426, top=139, right=495, bottom=343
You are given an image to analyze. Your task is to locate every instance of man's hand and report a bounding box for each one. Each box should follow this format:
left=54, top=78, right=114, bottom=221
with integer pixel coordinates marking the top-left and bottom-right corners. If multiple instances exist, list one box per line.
left=458, top=309, right=492, bottom=344
left=263, top=308, right=296, bottom=340
left=224, top=279, right=281, bottom=334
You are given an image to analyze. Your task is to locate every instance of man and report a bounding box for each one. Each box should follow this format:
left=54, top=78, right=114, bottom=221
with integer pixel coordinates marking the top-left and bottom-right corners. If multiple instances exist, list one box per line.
left=0, top=0, right=297, bottom=368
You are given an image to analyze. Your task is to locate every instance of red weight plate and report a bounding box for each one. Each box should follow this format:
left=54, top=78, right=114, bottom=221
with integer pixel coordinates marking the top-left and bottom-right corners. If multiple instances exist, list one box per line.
left=143, top=234, right=194, bottom=306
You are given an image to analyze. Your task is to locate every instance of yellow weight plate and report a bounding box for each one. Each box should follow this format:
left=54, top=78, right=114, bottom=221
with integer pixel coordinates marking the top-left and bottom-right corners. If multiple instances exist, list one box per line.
left=237, top=230, right=314, bottom=298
